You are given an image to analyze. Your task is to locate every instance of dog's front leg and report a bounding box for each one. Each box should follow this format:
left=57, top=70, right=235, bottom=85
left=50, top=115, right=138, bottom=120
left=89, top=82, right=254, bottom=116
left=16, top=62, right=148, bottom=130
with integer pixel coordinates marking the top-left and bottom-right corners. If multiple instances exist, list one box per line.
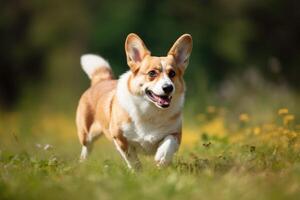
left=113, top=139, right=141, bottom=170
left=154, top=135, right=179, bottom=167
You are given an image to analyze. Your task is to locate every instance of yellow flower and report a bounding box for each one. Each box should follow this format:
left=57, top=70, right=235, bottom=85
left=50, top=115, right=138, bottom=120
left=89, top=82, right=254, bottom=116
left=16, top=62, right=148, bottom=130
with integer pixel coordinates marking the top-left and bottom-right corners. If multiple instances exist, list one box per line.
left=199, top=117, right=226, bottom=137
left=278, top=108, right=289, bottom=115
left=253, top=127, right=261, bottom=135
left=239, top=113, right=250, bottom=123
left=283, top=114, right=295, bottom=125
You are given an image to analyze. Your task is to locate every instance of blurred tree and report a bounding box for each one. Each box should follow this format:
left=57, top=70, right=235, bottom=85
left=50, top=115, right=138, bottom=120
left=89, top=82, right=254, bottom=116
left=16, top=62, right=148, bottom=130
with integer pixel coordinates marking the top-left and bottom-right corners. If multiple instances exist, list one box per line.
left=0, top=0, right=45, bottom=109
left=246, top=0, right=300, bottom=87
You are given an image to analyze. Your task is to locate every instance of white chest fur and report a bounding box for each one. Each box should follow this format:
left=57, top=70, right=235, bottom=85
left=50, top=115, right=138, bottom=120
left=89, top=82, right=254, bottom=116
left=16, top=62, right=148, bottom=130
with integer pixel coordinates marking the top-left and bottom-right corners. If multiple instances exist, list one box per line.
left=116, top=71, right=183, bottom=154
left=121, top=112, right=181, bottom=154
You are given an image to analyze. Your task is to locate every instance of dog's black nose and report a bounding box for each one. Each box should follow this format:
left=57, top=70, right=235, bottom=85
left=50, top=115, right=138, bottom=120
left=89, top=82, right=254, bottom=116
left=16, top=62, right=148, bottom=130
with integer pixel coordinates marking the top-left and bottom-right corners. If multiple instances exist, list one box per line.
left=162, top=84, right=174, bottom=94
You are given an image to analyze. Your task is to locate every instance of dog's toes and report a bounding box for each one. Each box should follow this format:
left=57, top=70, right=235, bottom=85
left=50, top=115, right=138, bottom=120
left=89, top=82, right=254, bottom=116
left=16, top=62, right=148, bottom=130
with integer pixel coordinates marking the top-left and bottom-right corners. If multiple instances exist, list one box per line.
left=156, top=157, right=172, bottom=168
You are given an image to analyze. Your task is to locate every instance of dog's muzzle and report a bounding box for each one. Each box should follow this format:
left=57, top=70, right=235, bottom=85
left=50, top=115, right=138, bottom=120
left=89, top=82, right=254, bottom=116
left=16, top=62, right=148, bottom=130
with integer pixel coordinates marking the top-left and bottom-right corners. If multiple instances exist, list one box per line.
left=145, top=88, right=172, bottom=108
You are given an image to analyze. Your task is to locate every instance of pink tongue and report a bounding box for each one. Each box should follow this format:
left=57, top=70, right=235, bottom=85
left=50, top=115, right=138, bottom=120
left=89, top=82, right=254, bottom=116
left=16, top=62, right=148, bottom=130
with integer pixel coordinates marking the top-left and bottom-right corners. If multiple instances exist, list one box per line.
left=152, top=94, right=170, bottom=105
left=157, top=97, right=170, bottom=105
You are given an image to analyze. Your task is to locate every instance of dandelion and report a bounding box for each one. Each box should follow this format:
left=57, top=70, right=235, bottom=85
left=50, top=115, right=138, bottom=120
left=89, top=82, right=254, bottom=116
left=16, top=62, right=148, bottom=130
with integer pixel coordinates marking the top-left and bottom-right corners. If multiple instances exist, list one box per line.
left=278, top=108, right=289, bottom=115
left=283, top=114, right=295, bottom=125
left=253, top=127, right=261, bottom=135
left=239, top=113, right=250, bottom=123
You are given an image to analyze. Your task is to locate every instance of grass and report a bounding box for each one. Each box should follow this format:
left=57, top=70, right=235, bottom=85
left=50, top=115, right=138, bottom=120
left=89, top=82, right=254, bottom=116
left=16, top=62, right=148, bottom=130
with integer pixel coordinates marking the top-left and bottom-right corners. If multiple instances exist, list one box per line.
left=0, top=108, right=300, bottom=200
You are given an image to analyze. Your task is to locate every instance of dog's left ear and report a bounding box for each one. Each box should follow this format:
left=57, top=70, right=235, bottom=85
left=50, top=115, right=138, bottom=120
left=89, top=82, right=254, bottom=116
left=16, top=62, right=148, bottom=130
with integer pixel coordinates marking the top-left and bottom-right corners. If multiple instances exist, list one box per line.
left=168, top=34, right=193, bottom=71
left=125, top=33, right=151, bottom=73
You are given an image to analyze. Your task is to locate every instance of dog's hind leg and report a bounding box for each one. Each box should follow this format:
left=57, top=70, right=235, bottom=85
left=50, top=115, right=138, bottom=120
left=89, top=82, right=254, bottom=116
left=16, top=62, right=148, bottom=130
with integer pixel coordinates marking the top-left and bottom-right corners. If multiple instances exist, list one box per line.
left=80, top=145, right=89, bottom=161
left=79, top=122, right=103, bottom=162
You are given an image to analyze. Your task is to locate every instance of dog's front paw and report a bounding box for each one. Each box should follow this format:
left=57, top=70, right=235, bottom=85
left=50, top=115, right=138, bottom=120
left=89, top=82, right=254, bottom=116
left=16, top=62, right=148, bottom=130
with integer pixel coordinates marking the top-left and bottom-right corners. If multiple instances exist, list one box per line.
left=155, top=157, right=171, bottom=168
left=154, top=146, right=173, bottom=167
left=154, top=135, right=179, bottom=168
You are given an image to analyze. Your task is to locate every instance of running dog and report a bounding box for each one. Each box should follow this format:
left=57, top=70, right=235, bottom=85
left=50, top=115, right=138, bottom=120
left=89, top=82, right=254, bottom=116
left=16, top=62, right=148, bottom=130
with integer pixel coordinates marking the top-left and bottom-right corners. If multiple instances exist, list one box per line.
left=76, top=33, right=192, bottom=169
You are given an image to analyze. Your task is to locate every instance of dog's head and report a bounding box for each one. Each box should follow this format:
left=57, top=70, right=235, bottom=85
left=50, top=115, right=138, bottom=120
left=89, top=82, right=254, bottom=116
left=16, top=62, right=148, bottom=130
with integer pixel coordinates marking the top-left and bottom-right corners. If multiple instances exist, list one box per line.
left=125, top=33, right=192, bottom=109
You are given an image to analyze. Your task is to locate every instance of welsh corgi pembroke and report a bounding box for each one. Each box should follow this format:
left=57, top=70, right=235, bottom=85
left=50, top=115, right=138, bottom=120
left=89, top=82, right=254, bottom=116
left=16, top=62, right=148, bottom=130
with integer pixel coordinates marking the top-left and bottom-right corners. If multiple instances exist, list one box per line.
left=76, top=33, right=192, bottom=169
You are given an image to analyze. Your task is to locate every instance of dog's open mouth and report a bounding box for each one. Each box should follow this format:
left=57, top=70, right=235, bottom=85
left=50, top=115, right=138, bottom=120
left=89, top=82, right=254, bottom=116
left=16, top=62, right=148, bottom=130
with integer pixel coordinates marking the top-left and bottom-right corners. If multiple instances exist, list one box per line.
left=145, top=89, right=172, bottom=108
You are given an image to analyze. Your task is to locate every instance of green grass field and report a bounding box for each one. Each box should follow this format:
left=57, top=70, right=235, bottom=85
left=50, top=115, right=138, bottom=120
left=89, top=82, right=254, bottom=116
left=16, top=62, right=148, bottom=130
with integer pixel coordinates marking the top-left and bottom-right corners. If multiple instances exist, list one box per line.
left=1, top=108, right=300, bottom=200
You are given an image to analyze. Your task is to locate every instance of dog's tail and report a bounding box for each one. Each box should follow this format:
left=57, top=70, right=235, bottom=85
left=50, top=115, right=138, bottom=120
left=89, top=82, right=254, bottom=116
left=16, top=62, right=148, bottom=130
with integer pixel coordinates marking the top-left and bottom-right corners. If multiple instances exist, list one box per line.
left=80, top=54, right=113, bottom=86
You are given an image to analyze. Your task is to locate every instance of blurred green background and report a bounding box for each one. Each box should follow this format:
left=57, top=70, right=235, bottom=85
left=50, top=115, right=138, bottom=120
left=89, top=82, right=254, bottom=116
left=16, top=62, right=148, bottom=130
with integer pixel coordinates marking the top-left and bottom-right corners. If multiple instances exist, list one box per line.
left=1, top=0, right=299, bottom=117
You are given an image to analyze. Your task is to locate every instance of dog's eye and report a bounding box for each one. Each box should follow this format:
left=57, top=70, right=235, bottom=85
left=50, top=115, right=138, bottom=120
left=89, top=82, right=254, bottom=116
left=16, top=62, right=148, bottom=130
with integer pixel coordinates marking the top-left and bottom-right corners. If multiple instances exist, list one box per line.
left=148, top=70, right=157, bottom=78
left=168, top=70, right=176, bottom=78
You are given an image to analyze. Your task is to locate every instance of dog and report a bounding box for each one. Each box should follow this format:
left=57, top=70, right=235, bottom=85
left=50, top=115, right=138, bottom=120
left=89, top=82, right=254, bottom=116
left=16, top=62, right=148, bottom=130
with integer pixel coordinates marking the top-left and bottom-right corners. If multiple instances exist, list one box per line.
left=76, top=33, right=192, bottom=169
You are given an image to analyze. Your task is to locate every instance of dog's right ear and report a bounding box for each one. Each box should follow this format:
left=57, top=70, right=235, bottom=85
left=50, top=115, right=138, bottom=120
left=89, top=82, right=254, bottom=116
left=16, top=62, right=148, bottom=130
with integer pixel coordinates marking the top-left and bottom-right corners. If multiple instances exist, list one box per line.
left=125, top=33, right=150, bottom=73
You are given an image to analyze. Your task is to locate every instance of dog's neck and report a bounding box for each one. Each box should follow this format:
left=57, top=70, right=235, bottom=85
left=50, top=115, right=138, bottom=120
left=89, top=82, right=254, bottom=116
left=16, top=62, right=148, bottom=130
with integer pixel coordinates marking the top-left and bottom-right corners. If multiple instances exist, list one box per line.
left=116, top=71, right=184, bottom=121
